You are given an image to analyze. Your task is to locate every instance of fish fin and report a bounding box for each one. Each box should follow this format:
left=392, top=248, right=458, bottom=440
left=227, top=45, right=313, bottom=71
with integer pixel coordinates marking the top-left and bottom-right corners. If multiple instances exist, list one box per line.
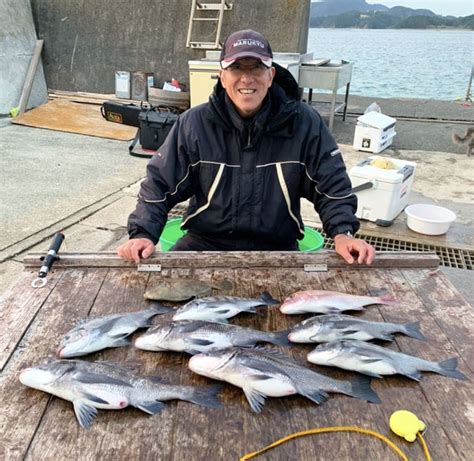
left=361, top=358, right=383, bottom=364
left=242, top=386, right=267, bottom=413
left=377, top=334, right=395, bottom=341
left=437, top=358, right=467, bottom=380
left=403, top=370, right=423, bottom=382
left=402, top=321, right=426, bottom=341
left=213, top=309, right=231, bottom=314
left=135, top=400, right=166, bottom=415
left=148, top=302, right=175, bottom=315
left=249, top=374, right=274, bottom=381
left=73, top=399, right=98, bottom=430
left=75, top=371, right=133, bottom=387
left=349, top=375, right=381, bottom=403
left=97, top=318, right=122, bottom=335
left=267, top=330, right=291, bottom=346
left=82, top=392, right=109, bottom=405
left=110, top=337, right=132, bottom=348
left=248, top=346, right=298, bottom=364
left=184, top=349, right=203, bottom=355
left=259, top=291, right=280, bottom=305
left=186, top=338, right=215, bottom=346
left=341, top=329, right=361, bottom=337
left=212, top=318, right=229, bottom=324
left=185, top=384, right=223, bottom=408
left=212, top=279, right=233, bottom=291
left=298, top=388, right=329, bottom=405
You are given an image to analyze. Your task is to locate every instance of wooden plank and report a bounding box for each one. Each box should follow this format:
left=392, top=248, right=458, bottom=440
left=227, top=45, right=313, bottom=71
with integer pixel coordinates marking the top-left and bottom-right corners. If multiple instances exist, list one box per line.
left=361, top=269, right=473, bottom=459
left=17, top=40, right=44, bottom=116
left=401, top=269, right=474, bottom=372
left=171, top=268, right=243, bottom=460
left=12, top=99, right=137, bottom=141
left=24, top=269, right=181, bottom=459
left=23, top=251, right=441, bottom=270
left=1, top=264, right=469, bottom=460
left=0, top=269, right=107, bottom=460
left=0, top=269, right=62, bottom=371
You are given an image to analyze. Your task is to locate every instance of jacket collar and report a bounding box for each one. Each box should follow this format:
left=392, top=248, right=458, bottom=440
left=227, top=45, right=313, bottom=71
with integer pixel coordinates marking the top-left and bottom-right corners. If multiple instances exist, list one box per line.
left=207, top=63, right=299, bottom=137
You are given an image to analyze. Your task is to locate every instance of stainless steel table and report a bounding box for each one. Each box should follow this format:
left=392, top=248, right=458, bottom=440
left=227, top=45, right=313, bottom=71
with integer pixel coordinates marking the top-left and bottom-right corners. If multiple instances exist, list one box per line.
left=299, top=59, right=353, bottom=131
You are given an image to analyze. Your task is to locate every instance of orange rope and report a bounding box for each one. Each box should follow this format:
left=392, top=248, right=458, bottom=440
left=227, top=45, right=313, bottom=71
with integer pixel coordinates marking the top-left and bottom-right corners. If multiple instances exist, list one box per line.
left=240, top=425, right=432, bottom=461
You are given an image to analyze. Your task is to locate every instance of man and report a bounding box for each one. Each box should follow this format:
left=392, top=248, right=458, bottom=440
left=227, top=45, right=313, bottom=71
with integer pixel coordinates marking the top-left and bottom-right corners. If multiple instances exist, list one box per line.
left=118, top=29, right=375, bottom=265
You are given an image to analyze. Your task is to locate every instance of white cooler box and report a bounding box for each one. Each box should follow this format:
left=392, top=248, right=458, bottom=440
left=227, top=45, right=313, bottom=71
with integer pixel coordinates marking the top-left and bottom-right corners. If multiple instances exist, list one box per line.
left=353, top=112, right=397, bottom=154
left=349, top=156, right=416, bottom=226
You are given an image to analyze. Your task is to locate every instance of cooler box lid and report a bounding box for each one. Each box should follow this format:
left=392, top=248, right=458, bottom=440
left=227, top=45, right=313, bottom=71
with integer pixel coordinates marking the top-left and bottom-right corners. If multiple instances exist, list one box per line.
left=357, top=111, right=396, bottom=129
left=350, top=157, right=416, bottom=184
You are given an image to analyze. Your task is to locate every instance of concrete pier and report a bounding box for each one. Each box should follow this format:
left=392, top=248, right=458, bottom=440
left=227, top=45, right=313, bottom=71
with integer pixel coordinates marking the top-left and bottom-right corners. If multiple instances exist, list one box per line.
left=0, top=95, right=473, bottom=303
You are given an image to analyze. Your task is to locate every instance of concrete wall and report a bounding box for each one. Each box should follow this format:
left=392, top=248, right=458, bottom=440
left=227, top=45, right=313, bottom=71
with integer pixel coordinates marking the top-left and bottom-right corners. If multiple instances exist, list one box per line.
left=30, top=0, right=310, bottom=93
left=0, top=0, right=48, bottom=114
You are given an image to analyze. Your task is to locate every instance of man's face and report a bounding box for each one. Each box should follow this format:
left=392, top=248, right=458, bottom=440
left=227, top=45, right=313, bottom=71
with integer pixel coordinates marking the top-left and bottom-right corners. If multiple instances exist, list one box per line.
left=219, top=58, right=276, bottom=118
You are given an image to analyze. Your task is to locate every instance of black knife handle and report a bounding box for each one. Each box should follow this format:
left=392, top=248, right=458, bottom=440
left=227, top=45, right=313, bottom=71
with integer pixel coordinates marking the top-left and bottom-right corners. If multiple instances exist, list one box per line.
left=38, top=232, right=65, bottom=278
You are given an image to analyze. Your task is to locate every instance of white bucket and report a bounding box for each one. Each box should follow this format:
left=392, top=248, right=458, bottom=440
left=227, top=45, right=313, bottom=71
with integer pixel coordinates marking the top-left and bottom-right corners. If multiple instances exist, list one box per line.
left=405, top=204, right=456, bottom=236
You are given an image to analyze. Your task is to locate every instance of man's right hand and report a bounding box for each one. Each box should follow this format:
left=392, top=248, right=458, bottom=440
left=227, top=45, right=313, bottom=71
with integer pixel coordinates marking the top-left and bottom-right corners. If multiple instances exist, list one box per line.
left=117, top=238, right=155, bottom=264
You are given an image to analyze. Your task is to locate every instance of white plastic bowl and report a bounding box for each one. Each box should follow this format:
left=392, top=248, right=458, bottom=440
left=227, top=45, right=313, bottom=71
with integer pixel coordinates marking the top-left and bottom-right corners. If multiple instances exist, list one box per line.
left=405, top=204, right=456, bottom=236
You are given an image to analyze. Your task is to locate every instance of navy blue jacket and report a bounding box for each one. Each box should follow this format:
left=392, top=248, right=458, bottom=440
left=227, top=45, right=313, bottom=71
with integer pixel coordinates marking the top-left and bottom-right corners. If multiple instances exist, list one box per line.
left=128, top=64, right=359, bottom=248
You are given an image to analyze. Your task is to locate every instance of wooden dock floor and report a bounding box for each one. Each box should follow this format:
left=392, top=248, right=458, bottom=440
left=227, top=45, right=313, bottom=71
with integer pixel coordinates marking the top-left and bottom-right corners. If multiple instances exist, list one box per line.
left=1, top=252, right=472, bottom=460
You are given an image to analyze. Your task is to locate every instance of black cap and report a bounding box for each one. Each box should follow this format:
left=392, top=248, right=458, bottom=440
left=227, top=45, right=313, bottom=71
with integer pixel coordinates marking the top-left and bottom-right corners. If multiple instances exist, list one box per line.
left=220, top=29, right=273, bottom=69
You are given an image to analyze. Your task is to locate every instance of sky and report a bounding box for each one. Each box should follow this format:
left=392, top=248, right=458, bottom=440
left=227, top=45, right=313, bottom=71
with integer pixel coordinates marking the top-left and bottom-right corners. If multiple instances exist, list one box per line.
left=366, top=0, right=473, bottom=17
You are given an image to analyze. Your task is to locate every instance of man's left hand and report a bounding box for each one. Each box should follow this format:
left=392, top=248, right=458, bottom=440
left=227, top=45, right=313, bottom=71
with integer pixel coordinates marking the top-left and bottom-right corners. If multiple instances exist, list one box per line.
left=334, top=233, right=375, bottom=265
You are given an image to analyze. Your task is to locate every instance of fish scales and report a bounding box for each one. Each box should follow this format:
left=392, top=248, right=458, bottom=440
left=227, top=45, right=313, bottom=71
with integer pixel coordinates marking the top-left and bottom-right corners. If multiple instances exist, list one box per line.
left=308, top=340, right=467, bottom=381
left=280, top=290, right=396, bottom=315
left=19, top=359, right=221, bottom=429
left=289, top=314, right=425, bottom=343
left=144, top=278, right=233, bottom=302
left=135, top=320, right=289, bottom=354
left=172, top=291, right=279, bottom=323
left=189, top=347, right=380, bottom=413
left=58, top=304, right=173, bottom=357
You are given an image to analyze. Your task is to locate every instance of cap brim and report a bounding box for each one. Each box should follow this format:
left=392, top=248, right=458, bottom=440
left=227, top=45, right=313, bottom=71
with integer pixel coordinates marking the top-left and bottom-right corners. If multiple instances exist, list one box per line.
left=221, top=52, right=272, bottom=69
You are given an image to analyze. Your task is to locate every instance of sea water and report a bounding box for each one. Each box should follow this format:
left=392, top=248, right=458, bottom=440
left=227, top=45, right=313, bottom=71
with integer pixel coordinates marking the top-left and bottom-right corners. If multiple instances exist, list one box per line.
left=307, top=28, right=473, bottom=101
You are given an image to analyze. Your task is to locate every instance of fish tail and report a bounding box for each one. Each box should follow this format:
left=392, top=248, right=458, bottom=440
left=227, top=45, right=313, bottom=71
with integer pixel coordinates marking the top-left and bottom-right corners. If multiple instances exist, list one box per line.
left=267, top=330, right=291, bottom=346
left=436, top=357, right=467, bottom=380
left=148, top=302, right=175, bottom=315
left=260, top=291, right=280, bottom=306
left=402, top=321, right=426, bottom=341
left=297, top=386, right=329, bottom=406
left=347, top=375, right=381, bottom=403
left=183, top=384, right=223, bottom=408
left=378, top=294, right=397, bottom=305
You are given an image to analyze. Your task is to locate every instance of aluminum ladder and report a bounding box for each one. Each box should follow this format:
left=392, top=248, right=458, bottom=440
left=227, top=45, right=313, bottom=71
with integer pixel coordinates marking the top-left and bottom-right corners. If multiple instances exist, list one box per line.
left=186, top=0, right=233, bottom=49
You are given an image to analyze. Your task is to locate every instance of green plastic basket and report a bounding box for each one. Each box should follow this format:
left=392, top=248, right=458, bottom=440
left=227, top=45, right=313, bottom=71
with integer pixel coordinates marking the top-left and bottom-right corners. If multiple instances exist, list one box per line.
left=159, top=217, right=324, bottom=252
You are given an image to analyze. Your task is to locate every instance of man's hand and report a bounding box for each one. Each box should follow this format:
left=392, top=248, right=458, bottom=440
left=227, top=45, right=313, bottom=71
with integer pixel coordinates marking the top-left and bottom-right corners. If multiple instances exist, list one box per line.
left=334, top=233, right=375, bottom=265
left=117, top=238, right=155, bottom=264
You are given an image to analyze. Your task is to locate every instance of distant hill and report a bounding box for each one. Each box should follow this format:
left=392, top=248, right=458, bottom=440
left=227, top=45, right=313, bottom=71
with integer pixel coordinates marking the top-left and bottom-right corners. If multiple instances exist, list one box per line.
left=310, top=0, right=473, bottom=29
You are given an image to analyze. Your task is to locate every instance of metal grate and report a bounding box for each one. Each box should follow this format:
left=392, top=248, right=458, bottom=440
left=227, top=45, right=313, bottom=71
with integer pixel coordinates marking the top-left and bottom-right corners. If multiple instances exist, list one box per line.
left=317, top=228, right=473, bottom=270
left=168, top=205, right=472, bottom=270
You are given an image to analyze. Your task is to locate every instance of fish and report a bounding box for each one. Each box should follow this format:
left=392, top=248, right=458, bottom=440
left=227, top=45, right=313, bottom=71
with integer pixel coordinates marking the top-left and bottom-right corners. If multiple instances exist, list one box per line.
left=307, top=340, right=467, bottom=381
left=188, top=347, right=380, bottom=413
left=135, top=320, right=290, bottom=354
left=57, top=304, right=173, bottom=358
left=280, top=290, right=396, bottom=315
left=19, top=359, right=222, bottom=429
left=172, top=291, right=280, bottom=323
left=144, top=277, right=233, bottom=302
left=288, top=314, right=426, bottom=343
